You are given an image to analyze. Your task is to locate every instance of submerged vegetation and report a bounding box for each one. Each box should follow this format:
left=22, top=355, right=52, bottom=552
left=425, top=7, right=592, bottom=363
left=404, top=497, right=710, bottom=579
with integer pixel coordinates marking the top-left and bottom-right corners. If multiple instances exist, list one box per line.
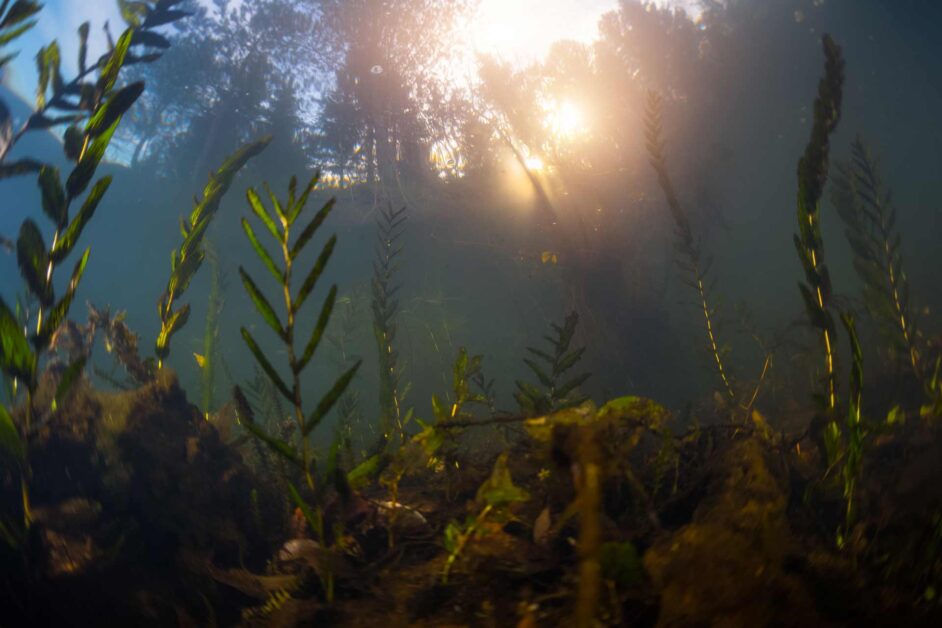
left=1, top=0, right=942, bottom=626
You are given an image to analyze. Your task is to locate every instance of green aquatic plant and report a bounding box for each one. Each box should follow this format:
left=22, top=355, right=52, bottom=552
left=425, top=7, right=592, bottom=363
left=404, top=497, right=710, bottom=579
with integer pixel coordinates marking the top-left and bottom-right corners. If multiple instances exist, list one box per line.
left=233, top=173, right=361, bottom=600
left=442, top=452, right=529, bottom=582
left=834, top=313, right=864, bottom=540
left=432, top=346, right=489, bottom=425
left=0, top=10, right=188, bottom=538
left=326, top=290, right=367, bottom=462
left=514, top=311, right=590, bottom=416
left=155, top=136, right=270, bottom=367
left=0, top=2, right=40, bottom=75
left=831, top=137, right=924, bottom=383
left=372, top=203, right=409, bottom=448
left=794, top=34, right=844, bottom=431
left=196, top=239, right=226, bottom=414
left=795, top=36, right=869, bottom=542
left=0, top=1, right=188, bottom=169
left=644, top=91, right=735, bottom=403
left=373, top=347, right=490, bottom=522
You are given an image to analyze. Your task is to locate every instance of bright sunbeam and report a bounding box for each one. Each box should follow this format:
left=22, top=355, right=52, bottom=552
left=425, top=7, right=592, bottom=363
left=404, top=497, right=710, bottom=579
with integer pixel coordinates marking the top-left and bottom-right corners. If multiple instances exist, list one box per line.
left=524, top=155, right=545, bottom=171
left=545, top=100, right=587, bottom=139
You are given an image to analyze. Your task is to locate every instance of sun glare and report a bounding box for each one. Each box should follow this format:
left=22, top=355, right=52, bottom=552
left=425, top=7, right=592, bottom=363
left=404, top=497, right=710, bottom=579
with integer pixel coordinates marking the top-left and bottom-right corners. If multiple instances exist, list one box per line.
left=525, top=155, right=545, bottom=171
left=545, top=100, right=587, bottom=139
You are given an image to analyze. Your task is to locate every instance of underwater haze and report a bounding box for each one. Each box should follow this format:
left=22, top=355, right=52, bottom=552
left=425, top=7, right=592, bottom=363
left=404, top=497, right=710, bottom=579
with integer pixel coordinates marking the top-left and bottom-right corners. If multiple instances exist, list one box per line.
left=2, top=0, right=942, bottom=625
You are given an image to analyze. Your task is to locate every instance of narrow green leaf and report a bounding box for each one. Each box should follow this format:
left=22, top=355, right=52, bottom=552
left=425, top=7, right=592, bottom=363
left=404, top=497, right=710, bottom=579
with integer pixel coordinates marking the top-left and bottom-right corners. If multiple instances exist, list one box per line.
left=263, top=182, right=285, bottom=223
left=293, top=236, right=336, bottom=314
left=36, top=247, right=89, bottom=348
left=238, top=267, right=285, bottom=342
left=431, top=393, right=446, bottom=421
left=85, top=81, right=143, bottom=137
left=241, top=218, right=282, bottom=284
left=38, top=166, right=66, bottom=226
left=240, top=327, right=292, bottom=402
left=290, top=198, right=335, bottom=261
left=77, top=21, right=89, bottom=73
left=155, top=303, right=189, bottom=360
left=287, top=174, right=320, bottom=225
left=555, top=373, right=590, bottom=399
left=63, top=125, right=83, bottom=161
left=190, top=136, right=271, bottom=228
left=16, top=219, right=51, bottom=305
left=52, top=176, right=111, bottom=262
left=555, top=347, right=585, bottom=375
left=118, top=1, right=149, bottom=27
left=296, top=285, right=336, bottom=373
left=304, top=361, right=361, bottom=436
left=0, top=403, right=24, bottom=466
left=523, top=358, right=554, bottom=388
left=526, top=346, right=554, bottom=364
left=0, top=19, right=35, bottom=47
left=1, top=1, right=41, bottom=29
left=52, top=356, right=86, bottom=412
left=246, top=187, right=280, bottom=242
left=34, top=42, right=55, bottom=108
left=97, top=28, right=134, bottom=94
left=67, top=116, right=119, bottom=198
left=0, top=296, right=36, bottom=382
left=0, top=158, right=43, bottom=179
left=142, top=8, right=190, bottom=28
left=242, top=418, right=302, bottom=468
left=0, top=52, right=18, bottom=70
left=130, top=29, right=170, bottom=49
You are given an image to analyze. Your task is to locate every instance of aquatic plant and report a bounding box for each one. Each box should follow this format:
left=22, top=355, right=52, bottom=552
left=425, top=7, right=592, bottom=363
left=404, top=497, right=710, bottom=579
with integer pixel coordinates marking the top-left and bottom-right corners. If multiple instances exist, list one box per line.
left=374, top=347, right=489, bottom=529
left=644, top=91, right=735, bottom=403
left=836, top=312, right=864, bottom=539
left=793, top=34, right=844, bottom=420
left=831, top=137, right=923, bottom=383
left=793, top=35, right=870, bottom=539
left=514, top=311, right=590, bottom=416
left=326, top=289, right=368, bottom=464
left=372, top=203, right=409, bottom=448
left=442, top=452, right=529, bottom=582
left=195, top=239, right=226, bottom=414
left=0, top=5, right=189, bottom=539
left=155, top=136, right=270, bottom=367
left=233, top=173, right=361, bottom=599
left=0, top=1, right=188, bottom=169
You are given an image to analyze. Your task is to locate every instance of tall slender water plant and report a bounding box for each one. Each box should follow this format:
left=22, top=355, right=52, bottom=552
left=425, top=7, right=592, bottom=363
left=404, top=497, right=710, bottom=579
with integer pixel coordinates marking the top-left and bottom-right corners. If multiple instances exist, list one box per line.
left=793, top=34, right=845, bottom=421
left=0, top=2, right=189, bottom=540
left=644, top=92, right=735, bottom=403
left=372, top=203, right=409, bottom=448
left=831, top=137, right=923, bottom=383
left=155, top=137, right=270, bottom=367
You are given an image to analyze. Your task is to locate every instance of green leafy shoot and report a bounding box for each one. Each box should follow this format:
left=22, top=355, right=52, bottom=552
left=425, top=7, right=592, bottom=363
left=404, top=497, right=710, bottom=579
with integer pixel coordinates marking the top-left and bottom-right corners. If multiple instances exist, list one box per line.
left=831, top=136, right=923, bottom=384
left=433, top=347, right=488, bottom=424
left=443, top=453, right=528, bottom=582
left=514, top=312, right=590, bottom=416
left=156, top=136, right=270, bottom=365
left=644, top=90, right=735, bottom=402
left=794, top=34, right=845, bottom=419
left=1, top=5, right=189, bottom=165
left=238, top=172, right=361, bottom=492
left=372, top=204, right=408, bottom=450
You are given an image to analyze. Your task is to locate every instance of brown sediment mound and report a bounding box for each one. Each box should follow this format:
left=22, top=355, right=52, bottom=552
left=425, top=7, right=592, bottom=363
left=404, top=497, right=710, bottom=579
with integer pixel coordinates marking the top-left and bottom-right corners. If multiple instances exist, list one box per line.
left=643, top=438, right=825, bottom=627
left=18, top=369, right=276, bottom=626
